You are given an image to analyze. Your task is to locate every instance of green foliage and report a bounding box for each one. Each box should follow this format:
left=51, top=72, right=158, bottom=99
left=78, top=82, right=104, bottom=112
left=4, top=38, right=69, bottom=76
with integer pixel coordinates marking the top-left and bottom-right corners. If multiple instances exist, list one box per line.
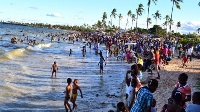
left=179, top=38, right=200, bottom=45
left=2, top=21, right=200, bottom=40
left=149, top=25, right=166, bottom=36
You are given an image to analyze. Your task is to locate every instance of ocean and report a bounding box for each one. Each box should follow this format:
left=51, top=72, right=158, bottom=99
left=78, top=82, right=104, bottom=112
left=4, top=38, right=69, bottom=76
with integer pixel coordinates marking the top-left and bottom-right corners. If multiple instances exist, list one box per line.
left=0, top=23, right=130, bottom=112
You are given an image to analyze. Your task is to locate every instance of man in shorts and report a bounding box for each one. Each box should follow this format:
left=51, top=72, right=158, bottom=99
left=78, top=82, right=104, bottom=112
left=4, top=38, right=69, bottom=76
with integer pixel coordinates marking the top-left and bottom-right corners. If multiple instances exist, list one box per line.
left=51, top=61, right=58, bottom=78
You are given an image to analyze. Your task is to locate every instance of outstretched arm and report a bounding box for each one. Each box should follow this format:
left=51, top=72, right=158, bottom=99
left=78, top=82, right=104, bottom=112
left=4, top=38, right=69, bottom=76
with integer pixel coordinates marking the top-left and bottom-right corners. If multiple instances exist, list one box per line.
left=78, top=87, right=83, bottom=98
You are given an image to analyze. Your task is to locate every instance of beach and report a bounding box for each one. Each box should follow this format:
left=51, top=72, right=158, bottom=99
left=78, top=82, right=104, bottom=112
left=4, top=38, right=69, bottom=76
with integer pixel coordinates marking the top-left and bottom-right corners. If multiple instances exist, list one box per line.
left=0, top=23, right=199, bottom=112
left=153, top=57, right=200, bottom=111
left=0, top=23, right=131, bottom=111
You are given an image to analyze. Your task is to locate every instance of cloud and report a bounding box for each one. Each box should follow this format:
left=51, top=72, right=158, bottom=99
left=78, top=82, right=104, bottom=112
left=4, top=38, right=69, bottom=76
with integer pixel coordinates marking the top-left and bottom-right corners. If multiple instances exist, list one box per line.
left=46, top=13, right=61, bottom=17
left=29, top=6, right=38, bottom=10
left=179, top=21, right=200, bottom=34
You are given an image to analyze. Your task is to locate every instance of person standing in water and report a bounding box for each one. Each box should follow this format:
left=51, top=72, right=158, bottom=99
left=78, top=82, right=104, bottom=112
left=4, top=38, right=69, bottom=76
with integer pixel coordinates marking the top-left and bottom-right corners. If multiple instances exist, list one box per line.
left=64, top=78, right=73, bottom=112
left=82, top=46, right=86, bottom=57
left=98, top=51, right=106, bottom=75
left=51, top=61, right=58, bottom=78
left=69, top=49, right=73, bottom=56
left=70, top=79, right=83, bottom=110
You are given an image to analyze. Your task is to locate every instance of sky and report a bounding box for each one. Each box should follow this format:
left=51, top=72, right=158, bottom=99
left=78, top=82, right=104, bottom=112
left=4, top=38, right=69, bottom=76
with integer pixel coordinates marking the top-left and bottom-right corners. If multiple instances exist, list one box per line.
left=0, top=0, right=200, bottom=34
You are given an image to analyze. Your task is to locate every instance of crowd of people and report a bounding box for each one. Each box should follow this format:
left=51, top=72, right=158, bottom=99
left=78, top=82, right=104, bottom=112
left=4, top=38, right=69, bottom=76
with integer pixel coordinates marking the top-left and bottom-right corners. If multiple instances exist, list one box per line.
left=10, top=30, right=200, bottom=111
left=122, top=63, right=200, bottom=112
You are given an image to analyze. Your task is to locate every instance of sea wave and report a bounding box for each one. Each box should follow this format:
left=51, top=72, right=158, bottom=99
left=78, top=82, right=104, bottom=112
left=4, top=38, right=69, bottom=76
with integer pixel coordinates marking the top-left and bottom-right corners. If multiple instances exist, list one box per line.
left=0, top=43, right=53, bottom=61
left=4, top=48, right=25, bottom=60
left=27, top=43, right=53, bottom=51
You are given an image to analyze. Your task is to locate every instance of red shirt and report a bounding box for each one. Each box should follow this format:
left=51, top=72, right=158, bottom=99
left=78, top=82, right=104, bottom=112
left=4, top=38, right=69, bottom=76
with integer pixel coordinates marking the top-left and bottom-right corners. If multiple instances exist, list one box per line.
left=175, top=82, right=191, bottom=108
left=155, top=52, right=160, bottom=65
left=183, top=57, right=187, bottom=63
left=175, top=82, right=191, bottom=100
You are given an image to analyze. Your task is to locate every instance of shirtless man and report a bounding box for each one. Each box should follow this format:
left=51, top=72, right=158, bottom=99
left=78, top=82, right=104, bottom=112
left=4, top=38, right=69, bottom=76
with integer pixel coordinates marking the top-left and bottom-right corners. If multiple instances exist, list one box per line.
left=51, top=61, right=58, bottom=78
left=64, top=78, right=73, bottom=112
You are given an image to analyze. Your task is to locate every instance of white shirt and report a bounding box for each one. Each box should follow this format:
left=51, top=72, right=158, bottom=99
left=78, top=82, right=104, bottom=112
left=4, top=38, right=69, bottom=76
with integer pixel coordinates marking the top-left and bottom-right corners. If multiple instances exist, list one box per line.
left=187, top=48, right=193, bottom=55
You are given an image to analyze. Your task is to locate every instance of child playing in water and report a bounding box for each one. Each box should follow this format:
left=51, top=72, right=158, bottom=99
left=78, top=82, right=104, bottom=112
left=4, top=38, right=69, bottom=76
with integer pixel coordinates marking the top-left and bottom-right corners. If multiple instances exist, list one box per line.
left=98, top=53, right=106, bottom=75
left=82, top=46, right=86, bottom=57
left=69, top=49, right=73, bottom=56
left=64, top=78, right=73, bottom=112
left=71, top=79, right=83, bottom=110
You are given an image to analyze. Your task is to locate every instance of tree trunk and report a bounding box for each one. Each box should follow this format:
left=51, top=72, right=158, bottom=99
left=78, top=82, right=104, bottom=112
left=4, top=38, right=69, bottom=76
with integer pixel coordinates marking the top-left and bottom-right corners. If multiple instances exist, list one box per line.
left=119, top=19, right=120, bottom=29
left=156, top=18, right=157, bottom=35
left=125, top=18, right=128, bottom=30
left=147, top=6, right=150, bottom=35
left=170, top=1, right=175, bottom=37
left=111, top=18, right=113, bottom=30
left=136, top=14, right=138, bottom=34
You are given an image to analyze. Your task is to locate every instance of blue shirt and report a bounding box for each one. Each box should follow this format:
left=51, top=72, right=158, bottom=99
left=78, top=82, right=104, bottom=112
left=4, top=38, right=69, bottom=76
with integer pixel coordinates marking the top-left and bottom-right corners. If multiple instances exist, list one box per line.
left=100, top=57, right=104, bottom=66
left=130, top=87, right=153, bottom=112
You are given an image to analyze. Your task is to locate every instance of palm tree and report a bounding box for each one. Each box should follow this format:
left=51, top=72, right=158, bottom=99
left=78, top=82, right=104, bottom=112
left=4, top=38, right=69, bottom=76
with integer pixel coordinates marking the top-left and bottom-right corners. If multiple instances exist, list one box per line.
left=152, top=10, right=161, bottom=35
left=131, top=14, right=136, bottom=30
left=152, top=10, right=161, bottom=25
left=147, top=18, right=152, bottom=34
left=110, top=8, right=117, bottom=29
left=197, top=28, right=200, bottom=34
left=136, top=4, right=144, bottom=34
left=126, top=10, right=132, bottom=30
left=118, top=13, right=123, bottom=29
left=102, top=12, right=107, bottom=30
left=108, top=21, right=111, bottom=29
left=163, top=21, right=168, bottom=34
left=147, top=18, right=152, bottom=27
left=176, top=21, right=181, bottom=33
left=164, top=15, right=170, bottom=34
left=147, top=0, right=157, bottom=33
left=170, top=0, right=183, bottom=34
left=97, top=20, right=102, bottom=30
left=169, top=18, right=174, bottom=35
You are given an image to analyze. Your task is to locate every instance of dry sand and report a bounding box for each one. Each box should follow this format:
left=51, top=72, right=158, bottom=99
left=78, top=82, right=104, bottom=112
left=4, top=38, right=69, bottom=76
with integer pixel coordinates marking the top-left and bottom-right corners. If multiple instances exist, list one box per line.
left=147, top=57, right=200, bottom=111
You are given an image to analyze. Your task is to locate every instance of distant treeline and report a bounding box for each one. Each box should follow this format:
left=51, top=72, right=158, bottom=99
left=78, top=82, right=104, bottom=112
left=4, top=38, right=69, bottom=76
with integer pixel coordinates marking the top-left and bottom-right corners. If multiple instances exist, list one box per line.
left=1, top=21, right=200, bottom=44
